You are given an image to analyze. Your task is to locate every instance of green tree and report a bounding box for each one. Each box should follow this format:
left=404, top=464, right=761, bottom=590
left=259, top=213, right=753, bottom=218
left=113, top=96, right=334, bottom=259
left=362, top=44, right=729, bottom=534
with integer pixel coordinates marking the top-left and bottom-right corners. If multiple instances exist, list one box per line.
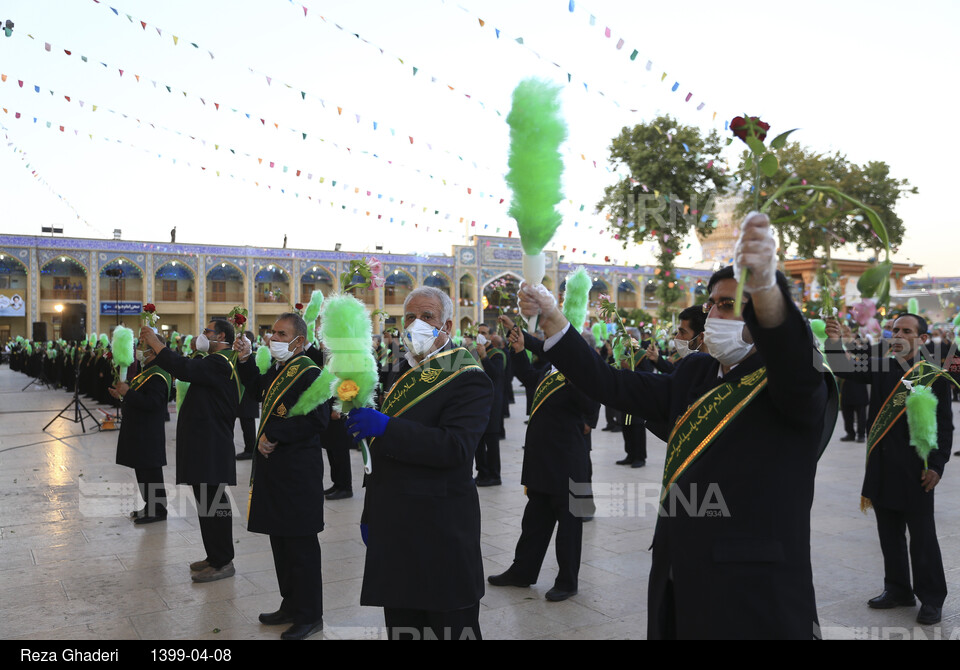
left=597, top=114, right=730, bottom=319
left=734, top=143, right=915, bottom=263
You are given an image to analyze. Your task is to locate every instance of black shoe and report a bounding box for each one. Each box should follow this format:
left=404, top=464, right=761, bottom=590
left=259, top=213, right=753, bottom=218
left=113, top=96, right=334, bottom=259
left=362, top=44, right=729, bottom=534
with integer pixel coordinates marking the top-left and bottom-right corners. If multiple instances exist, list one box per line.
left=134, top=513, right=167, bottom=525
left=281, top=619, right=324, bottom=640
left=323, top=485, right=337, bottom=495
left=917, top=604, right=942, bottom=625
left=839, top=435, right=856, bottom=442
left=487, top=570, right=531, bottom=588
left=609, top=426, right=622, bottom=433
left=601, top=425, right=614, bottom=431
left=129, top=506, right=146, bottom=520
left=582, top=516, right=594, bottom=523
left=631, top=460, right=646, bottom=468
left=259, top=609, right=295, bottom=626
left=236, top=452, right=253, bottom=460
left=615, top=458, right=634, bottom=466
left=867, top=591, right=916, bottom=609
left=545, top=586, right=577, bottom=602
left=325, top=489, right=353, bottom=500
left=476, top=478, right=502, bottom=487
left=856, top=436, right=865, bottom=443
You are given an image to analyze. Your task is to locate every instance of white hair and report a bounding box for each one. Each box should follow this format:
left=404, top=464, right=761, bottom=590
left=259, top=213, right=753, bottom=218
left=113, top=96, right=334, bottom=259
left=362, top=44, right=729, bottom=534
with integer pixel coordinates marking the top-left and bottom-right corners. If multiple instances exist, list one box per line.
left=404, top=286, right=453, bottom=324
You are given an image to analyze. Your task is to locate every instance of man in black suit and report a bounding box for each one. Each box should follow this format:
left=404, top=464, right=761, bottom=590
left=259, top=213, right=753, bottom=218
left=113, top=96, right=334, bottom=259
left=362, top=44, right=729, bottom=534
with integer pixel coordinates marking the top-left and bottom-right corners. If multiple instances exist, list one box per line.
left=235, top=330, right=260, bottom=461
left=488, top=324, right=599, bottom=601
left=519, top=213, right=832, bottom=639
left=837, top=326, right=870, bottom=444
left=347, top=286, right=493, bottom=640
left=825, top=313, right=953, bottom=625
left=475, top=331, right=506, bottom=486
left=236, top=313, right=329, bottom=640
left=140, top=319, right=241, bottom=583
left=109, top=342, right=171, bottom=524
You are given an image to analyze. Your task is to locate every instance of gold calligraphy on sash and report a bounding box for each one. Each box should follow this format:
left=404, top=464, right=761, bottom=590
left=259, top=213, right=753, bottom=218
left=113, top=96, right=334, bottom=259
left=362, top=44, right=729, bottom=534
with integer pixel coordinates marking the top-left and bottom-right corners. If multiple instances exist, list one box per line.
left=661, top=367, right=769, bottom=502
left=529, top=371, right=566, bottom=418
left=380, top=347, right=483, bottom=418
left=127, top=363, right=171, bottom=397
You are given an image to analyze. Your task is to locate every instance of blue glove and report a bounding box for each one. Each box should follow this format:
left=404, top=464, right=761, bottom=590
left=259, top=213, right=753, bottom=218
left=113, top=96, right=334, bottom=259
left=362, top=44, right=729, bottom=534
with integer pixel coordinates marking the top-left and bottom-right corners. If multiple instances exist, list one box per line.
left=346, top=407, right=389, bottom=442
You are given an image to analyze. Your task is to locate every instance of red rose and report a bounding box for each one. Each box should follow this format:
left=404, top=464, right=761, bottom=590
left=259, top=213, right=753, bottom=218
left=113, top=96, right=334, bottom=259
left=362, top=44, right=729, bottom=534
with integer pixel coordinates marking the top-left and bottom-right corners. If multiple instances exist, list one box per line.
left=730, top=116, right=769, bottom=143
left=295, top=303, right=304, bottom=311
left=143, top=303, right=156, bottom=313
left=105, top=351, right=113, bottom=360
left=234, top=314, right=246, bottom=325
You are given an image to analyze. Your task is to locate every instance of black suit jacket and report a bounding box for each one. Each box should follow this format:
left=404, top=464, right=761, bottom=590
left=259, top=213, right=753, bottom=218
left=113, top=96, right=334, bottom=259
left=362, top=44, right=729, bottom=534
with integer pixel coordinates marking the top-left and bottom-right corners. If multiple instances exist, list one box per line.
left=544, top=287, right=828, bottom=639
left=156, top=347, right=239, bottom=486
left=826, top=350, right=953, bottom=511
left=513, top=335, right=599, bottom=495
left=239, top=355, right=329, bottom=536
left=115, top=361, right=168, bottom=469
left=360, top=344, right=493, bottom=611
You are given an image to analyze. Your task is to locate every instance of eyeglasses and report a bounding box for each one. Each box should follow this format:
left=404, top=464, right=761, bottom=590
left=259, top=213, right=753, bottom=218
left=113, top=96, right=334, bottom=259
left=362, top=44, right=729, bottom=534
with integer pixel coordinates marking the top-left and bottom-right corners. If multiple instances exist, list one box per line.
left=701, top=297, right=746, bottom=315
left=202, top=328, right=215, bottom=335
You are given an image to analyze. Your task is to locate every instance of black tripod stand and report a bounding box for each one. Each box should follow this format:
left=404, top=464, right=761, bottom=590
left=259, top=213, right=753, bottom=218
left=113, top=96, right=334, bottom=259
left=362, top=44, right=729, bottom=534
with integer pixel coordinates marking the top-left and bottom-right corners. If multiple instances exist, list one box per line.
left=21, top=364, right=54, bottom=391
left=44, top=351, right=100, bottom=433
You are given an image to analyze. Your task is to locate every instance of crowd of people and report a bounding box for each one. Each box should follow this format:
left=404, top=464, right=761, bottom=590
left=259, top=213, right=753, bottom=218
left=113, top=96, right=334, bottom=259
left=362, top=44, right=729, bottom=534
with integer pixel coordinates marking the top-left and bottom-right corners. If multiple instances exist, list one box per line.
left=5, top=215, right=960, bottom=639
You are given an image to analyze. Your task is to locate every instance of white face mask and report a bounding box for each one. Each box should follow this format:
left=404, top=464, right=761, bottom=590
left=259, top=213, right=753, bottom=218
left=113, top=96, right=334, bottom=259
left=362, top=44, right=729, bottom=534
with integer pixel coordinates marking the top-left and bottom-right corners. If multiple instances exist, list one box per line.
left=673, top=336, right=700, bottom=359
left=195, top=333, right=210, bottom=352
left=476, top=333, right=489, bottom=346
left=703, top=318, right=753, bottom=367
left=404, top=319, right=444, bottom=357
left=136, top=350, right=146, bottom=365
left=269, top=337, right=300, bottom=362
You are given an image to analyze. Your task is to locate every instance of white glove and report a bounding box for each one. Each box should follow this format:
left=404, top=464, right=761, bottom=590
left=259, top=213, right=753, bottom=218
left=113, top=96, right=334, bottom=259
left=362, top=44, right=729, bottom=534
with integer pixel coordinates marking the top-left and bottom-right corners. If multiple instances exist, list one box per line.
left=733, top=212, right=778, bottom=292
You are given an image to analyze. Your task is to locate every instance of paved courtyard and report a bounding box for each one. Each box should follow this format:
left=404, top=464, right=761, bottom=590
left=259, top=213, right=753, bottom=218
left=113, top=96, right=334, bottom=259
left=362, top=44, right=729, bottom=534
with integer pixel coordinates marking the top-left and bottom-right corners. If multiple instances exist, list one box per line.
left=2, top=365, right=960, bottom=640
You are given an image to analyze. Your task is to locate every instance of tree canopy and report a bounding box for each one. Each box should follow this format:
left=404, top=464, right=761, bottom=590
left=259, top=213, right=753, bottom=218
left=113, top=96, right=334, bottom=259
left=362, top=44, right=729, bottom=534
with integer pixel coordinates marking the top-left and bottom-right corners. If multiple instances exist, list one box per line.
left=596, top=114, right=730, bottom=318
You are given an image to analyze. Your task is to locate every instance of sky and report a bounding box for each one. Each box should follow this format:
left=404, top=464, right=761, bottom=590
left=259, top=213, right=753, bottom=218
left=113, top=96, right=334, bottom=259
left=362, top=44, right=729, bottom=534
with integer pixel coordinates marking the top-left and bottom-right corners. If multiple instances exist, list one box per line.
left=1, top=0, right=957, bottom=277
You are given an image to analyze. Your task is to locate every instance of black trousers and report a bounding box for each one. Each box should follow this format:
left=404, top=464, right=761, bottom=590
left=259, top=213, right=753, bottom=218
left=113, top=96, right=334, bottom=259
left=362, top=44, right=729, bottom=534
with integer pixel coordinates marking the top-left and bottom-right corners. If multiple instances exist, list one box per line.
left=238, top=417, right=257, bottom=454
left=511, top=489, right=583, bottom=592
left=134, top=467, right=166, bottom=516
left=270, top=534, right=323, bottom=624
left=325, top=418, right=353, bottom=492
left=874, top=502, right=947, bottom=607
left=384, top=603, right=481, bottom=640
left=475, top=433, right=501, bottom=480
left=841, top=404, right=867, bottom=438
left=604, top=405, right=622, bottom=430
left=192, top=484, right=234, bottom=569
left=622, top=416, right=646, bottom=461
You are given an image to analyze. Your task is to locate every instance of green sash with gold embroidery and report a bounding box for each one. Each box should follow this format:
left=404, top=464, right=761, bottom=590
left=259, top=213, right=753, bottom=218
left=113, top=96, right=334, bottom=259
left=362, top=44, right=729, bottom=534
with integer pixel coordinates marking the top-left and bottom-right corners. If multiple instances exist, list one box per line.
left=256, top=355, right=319, bottom=442
left=488, top=347, right=507, bottom=371
left=661, top=367, right=769, bottom=502
left=861, top=361, right=945, bottom=511
left=865, top=361, right=946, bottom=461
left=128, top=363, right=171, bottom=398
left=247, top=355, right=320, bottom=519
left=529, top=370, right=566, bottom=418
left=380, top=347, right=483, bottom=418
left=211, top=348, right=244, bottom=405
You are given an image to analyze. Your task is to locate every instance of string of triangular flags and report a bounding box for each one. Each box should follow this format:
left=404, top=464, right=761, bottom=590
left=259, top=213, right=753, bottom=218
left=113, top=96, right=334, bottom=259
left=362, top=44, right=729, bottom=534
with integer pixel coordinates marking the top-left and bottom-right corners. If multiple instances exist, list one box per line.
left=1, top=125, right=104, bottom=236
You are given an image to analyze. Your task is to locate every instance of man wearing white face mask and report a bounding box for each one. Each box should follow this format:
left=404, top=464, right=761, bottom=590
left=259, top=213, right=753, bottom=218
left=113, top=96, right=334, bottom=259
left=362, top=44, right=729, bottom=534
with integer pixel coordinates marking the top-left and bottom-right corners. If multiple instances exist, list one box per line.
left=141, top=319, right=243, bottom=584
left=347, top=286, right=493, bottom=640
left=518, top=213, right=835, bottom=639
left=235, top=313, right=329, bottom=640
left=109, top=342, right=171, bottom=524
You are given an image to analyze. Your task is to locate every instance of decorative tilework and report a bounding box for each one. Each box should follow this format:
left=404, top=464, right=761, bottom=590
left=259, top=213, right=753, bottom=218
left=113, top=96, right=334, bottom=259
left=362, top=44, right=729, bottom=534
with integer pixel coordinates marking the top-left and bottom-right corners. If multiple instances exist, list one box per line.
left=154, top=254, right=198, bottom=275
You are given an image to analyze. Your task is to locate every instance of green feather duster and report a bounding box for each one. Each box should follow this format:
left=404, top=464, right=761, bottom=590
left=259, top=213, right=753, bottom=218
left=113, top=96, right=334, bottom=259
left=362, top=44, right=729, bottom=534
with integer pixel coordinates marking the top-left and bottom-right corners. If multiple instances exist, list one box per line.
left=289, top=367, right=338, bottom=417
left=88, top=332, right=98, bottom=347
left=319, top=294, right=379, bottom=413
left=592, top=322, right=606, bottom=349
left=25, top=343, right=32, bottom=355
left=99, top=334, right=109, bottom=349
left=562, top=266, right=591, bottom=331
left=176, top=380, right=190, bottom=414
left=907, top=297, right=919, bottom=314
left=303, top=289, right=325, bottom=346
left=255, top=344, right=273, bottom=375
left=953, top=313, right=960, bottom=327
left=182, top=335, right=193, bottom=356
left=906, top=384, right=939, bottom=468
left=452, top=329, right=462, bottom=347
left=111, top=326, right=135, bottom=381
left=809, top=318, right=827, bottom=343
left=506, top=78, right=567, bottom=256
left=170, top=331, right=180, bottom=348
